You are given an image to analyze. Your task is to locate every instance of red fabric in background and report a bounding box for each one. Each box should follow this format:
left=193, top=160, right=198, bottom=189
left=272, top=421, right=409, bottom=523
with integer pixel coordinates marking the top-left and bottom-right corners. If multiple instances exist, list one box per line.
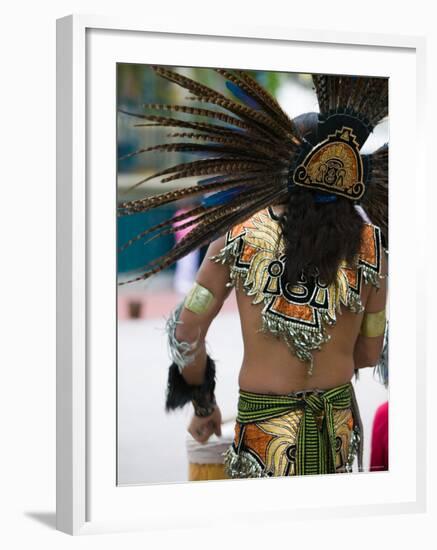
left=370, top=401, right=389, bottom=472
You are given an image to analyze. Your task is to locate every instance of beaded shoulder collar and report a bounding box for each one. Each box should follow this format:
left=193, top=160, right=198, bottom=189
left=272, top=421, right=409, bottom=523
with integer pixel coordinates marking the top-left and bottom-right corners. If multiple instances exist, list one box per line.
left=212, top=208, right=384, bottom=374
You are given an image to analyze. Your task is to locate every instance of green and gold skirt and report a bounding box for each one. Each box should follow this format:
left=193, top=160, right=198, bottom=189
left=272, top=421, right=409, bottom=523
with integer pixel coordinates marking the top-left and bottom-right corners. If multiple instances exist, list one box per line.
left=224, top=382, right=363, bottom=478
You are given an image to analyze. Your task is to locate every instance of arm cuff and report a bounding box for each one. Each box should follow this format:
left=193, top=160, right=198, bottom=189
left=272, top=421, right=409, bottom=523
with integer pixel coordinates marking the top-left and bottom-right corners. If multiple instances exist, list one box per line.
left=360, top=309, right=386, bottom=338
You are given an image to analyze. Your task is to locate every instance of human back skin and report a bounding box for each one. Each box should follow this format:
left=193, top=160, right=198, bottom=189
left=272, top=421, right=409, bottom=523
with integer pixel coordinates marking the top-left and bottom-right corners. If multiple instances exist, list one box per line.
left=236, top=204, right=387, bottom=394
left=237, top=288, right=369, bottom=394
left=171, top=204, right=387, bottom=446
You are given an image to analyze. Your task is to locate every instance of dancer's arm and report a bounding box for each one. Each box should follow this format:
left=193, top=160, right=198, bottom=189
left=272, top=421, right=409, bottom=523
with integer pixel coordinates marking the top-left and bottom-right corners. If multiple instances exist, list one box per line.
left=165, top=236, right=231, bottom=442
left=175, top=236, right=231, bottom=385
left=354, top=252, right=388, bottom=369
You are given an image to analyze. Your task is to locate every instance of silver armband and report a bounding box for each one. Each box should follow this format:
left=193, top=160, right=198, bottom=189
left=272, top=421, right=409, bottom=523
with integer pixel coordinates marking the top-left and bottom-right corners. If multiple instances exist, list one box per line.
left=165, top=302, right=199, bottom=373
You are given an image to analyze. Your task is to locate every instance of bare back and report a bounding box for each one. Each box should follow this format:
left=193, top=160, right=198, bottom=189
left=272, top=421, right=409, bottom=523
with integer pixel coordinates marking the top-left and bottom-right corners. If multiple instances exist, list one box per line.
left=236, top=283, right=372, bottom=394
left=177, top=206, right=387, bottom=396
left=234, top=207, right=386, bottom=393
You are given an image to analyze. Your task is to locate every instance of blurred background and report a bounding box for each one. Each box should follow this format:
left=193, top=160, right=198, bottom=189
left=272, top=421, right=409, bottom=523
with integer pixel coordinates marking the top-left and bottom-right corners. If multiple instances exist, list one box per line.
left=117, top=65, right=389, bottom=485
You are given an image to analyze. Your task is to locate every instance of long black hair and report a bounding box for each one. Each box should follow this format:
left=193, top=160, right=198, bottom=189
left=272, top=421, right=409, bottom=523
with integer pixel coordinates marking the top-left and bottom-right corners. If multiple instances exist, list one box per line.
left=278, top=112, right=365, bottom=287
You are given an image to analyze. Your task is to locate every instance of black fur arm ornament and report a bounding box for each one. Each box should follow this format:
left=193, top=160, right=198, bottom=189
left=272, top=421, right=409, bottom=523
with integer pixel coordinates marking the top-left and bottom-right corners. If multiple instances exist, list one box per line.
left=165, top=355, right=217, bottom=417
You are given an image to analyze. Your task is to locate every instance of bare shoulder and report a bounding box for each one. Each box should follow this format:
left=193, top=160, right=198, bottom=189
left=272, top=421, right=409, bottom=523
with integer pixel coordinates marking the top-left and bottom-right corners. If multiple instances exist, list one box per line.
left=204, top=234, right=227, bottom=258
left=194, top=235, right=230, bottom=294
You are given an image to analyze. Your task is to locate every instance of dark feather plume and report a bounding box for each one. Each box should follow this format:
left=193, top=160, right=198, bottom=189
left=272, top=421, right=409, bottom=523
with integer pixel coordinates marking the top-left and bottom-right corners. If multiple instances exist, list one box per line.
left=118, top=66, right=301, bottom=283
left=313, top=74, right=388, bottom=129
left=118, top=67, right=388, bottom=283
left=362, top=143, right=389, bottom=247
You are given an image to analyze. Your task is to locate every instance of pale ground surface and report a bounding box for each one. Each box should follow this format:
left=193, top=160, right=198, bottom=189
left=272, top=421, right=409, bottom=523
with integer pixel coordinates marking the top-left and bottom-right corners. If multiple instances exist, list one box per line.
left=117, top=295, right=388, bottom=485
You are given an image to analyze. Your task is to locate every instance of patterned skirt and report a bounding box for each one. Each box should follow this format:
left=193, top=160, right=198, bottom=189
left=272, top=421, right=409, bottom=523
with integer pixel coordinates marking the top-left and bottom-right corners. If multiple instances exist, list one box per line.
left=224, top=382, right=362, bottom=478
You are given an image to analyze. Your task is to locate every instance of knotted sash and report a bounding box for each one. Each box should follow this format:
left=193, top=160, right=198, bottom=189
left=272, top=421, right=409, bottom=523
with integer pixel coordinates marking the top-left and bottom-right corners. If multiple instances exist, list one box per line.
left=237, top=383, right=360, bottom=475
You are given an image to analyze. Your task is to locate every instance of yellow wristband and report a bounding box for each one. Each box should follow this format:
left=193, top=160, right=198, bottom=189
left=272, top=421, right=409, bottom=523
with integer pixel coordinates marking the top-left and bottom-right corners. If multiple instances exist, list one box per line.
left=360, top=309, right=386, bottom=338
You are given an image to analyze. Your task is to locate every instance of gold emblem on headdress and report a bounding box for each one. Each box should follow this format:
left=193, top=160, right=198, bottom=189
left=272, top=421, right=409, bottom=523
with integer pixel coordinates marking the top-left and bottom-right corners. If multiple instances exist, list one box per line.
left=293, top=127, right=365, bottom=200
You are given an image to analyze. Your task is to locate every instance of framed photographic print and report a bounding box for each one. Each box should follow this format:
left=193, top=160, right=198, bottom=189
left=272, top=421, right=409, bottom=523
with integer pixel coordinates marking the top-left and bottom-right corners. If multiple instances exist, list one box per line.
left=56, top=15, right=427, bottom=535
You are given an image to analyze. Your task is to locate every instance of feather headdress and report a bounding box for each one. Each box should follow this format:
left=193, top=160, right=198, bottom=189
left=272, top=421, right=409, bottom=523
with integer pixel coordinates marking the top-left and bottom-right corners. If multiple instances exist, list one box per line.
left=118, top=67, right=388, bottom=284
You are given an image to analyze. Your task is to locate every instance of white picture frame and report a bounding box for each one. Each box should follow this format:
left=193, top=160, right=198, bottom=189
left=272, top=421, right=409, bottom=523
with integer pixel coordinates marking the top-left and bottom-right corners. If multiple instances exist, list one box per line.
left=56, top=14, right=427, bottom=535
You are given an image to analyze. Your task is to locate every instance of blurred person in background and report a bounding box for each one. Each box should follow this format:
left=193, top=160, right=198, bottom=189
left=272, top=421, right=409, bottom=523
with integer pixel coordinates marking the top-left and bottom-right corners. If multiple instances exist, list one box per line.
left=370, top=401, right=389, bottom=472
left=119, top=68, right=388, bottom=477
left=173, top=201, right=201, bottom=294
left=370, top=341, right=389, bottom=472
